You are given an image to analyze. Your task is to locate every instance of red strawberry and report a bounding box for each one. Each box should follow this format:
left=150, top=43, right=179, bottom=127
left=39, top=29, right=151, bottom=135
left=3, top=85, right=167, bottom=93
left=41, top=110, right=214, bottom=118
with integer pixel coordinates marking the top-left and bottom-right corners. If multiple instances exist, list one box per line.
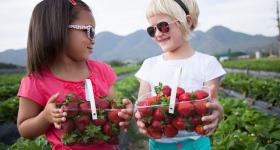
left=75, top=115, right=90, bottom=131
left=108, top=109, right=125, bottom=124
left=153, top=107, right=165, bottom=121
left=176, top=87, right=185, bottom=98
left=79, top=101, right=91, bottom=114
left=172, top=117, right=186, bottom=130
left=163, top=124, right=178, bottom=137
left=193, top=101, right=207, bottom=116
left=147, top=126, right=162, bottom=139
left=162, top=85, right=171, bottom=97
left=151, top=120, right=163, bottom=131
left=176, top=102, right=193, bottom=117
left=146, top=96, right=159, bottom=105
left=102, top=122, right=119, bottom=136
left=178, top=92, right=191, bottom=102
left=92, top=109, right=107, bottom=126
left=192, top=117, right=202, bottom=126
left=95, top=97, right=110, bottom=109
left=194, top=90, right=209, bottom=100
left=62, top=102, right=79, bottom=118
left=195, top=125, right=205, bottom=135
left=61, top=120, right=74, bottom=133
left=137, top=100, right=153, bottom=117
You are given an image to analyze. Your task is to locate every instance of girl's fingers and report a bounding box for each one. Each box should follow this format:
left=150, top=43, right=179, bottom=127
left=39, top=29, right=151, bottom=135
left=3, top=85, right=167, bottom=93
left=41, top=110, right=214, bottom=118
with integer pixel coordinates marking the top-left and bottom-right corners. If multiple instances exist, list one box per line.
left=54, top=122, right=61, bottom=129
left=119, top=121, right=129, bottom=127
left=201, top=111, right=219, bottom=122
left=135, top=111, right=142, bottom=119
left=118, top=111, right=131, bottom=120
left=137, top=120, right=146, bottom=128
left=139, top=128, right=147, bottom=135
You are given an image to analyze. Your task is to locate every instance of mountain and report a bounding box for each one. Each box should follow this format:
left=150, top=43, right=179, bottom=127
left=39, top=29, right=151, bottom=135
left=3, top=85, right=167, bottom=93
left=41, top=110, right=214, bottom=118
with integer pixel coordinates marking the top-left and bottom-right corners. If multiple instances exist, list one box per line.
left=0, top=26, right=277, bottom=66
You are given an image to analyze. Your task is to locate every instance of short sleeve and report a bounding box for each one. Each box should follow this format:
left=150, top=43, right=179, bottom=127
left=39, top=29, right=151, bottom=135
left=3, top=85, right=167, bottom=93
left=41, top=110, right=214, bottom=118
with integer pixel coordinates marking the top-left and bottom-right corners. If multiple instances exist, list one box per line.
left=103, top=63, right=117, bottom=88
left=135, top=59, right=150, bottom=82
left=17, top=75, right=46, bottom=106
left=204, top=57, right=226, bottom=82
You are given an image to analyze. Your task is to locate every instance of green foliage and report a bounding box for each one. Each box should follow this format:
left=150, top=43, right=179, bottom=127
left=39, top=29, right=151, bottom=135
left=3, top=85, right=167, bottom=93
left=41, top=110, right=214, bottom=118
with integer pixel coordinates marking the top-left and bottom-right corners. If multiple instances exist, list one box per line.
left=113, top=66, right=140, bottom=76
left=222, top=58, right=280, bottom=72
left=0, top=74, right=24, bottom=101
left=0, top=97, right=19, bottom=123
left=8, top=136, right=51, bottom=150
left=213, top=98, right=280, bottom=150
left=222, top=73, right=280, bottom=107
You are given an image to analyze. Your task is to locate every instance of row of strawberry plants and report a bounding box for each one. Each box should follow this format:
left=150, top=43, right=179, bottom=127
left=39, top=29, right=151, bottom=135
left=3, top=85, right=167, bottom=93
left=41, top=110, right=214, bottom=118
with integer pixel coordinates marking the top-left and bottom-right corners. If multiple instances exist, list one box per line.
left=213, top=97, right=280, bottom=150
left=221, top=73, right=280, bottom=107
left=113, top=65, right=140, bottom=76
left=222, top=58, right=280, bottom=72
left=0, top=74, right=23, bottom=102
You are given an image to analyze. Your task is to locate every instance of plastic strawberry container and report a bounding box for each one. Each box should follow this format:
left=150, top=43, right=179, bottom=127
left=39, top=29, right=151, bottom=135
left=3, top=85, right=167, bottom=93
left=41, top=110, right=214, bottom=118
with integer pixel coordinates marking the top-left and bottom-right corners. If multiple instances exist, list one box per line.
left=57, top=93, right=125, bottom=146
left=135, top=84, right=211, bottom=139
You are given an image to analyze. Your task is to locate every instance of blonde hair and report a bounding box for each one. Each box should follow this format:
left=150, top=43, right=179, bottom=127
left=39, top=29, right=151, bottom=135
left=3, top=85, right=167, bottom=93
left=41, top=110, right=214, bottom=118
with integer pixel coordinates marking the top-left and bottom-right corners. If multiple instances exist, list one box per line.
left=146, top=0, right=199, bottom=39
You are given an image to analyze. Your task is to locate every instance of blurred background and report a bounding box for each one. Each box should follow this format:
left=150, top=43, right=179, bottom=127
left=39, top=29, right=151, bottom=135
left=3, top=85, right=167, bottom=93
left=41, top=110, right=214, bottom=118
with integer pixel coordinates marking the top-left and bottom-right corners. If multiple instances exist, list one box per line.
left=0, top=0, right=279, bottom=150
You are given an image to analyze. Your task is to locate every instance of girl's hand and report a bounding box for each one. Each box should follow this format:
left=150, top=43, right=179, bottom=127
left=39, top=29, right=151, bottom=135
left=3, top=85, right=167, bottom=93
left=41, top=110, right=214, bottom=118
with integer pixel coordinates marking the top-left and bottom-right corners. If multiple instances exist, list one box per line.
left=118, top=99, right=134, bottom=132
left=135, top=111, right=147, bottom=135
left=42, top=93, right=67, bottom=129
left=202, top=101, right=223, bottom=135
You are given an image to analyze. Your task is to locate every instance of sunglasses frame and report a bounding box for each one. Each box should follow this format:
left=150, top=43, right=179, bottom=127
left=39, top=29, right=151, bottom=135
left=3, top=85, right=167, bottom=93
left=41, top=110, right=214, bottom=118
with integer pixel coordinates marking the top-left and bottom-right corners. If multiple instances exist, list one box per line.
left=147, top=20, right=179, bottom=37
left=68, top=25, right=95, bottom=40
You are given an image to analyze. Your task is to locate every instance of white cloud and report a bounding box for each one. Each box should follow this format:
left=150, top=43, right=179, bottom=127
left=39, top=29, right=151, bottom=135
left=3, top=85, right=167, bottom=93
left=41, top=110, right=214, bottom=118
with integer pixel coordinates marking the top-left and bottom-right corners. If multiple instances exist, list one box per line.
left=0, top=0, right=277, bottom=52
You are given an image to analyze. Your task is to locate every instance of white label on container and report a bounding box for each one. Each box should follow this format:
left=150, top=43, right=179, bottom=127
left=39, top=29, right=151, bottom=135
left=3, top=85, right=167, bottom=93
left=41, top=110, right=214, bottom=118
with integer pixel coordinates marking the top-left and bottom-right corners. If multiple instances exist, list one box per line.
left=85, top=79, right=97, bottom=120
left=169, top=66, right=182, bottom=114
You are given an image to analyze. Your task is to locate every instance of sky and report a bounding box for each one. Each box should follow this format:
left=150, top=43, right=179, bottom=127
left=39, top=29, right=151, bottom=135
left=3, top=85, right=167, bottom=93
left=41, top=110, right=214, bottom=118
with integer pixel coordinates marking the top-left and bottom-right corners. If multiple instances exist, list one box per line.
left=0, top=0, right=278, bottom=52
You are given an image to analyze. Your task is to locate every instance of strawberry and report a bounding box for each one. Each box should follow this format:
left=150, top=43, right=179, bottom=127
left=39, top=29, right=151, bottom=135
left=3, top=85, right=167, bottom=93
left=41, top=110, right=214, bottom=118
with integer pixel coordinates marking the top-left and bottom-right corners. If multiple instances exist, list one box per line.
left=108, top=109, right=125, bottom=124
left=92, top=139, right=106, bottom=145
left=153, top=107, right=166, bottom=121
left=193, top=101, right=207, bottom=116
left=146, top=96, right=159, bottom=105
left=162, top=85, right=171, bottom=97
left=176, top=102, right=193, bottom=117
left=61, top=120, right=74, bottom=133
left=195, top=125, right=205, bottom=135
left=194, top=90, right=209, bottom=100
left=176, top=87, right=185, bottom=98
left=95, top=97, right=110, bottom=109
left=151, top=120, right=163, bottom=131
left=163, top=124, right=178, bottom=137
left=62, top=102, right=79, bottom=118
left=92, top=109, right=107, bottom=126
left=147, top=126, right=162, bottom=139
left=192, top=117, right=202, bottom=126
left=137, top=100, right=153, bottom=117
left=172, top=117, right=186, bottom=130
left=75, top=115, right=90, bottom=131
left=102, top=122, right=119, bottom=136
left=79, top=101, right=91, bottom=114
left=178, top=92, right=190, bottom=102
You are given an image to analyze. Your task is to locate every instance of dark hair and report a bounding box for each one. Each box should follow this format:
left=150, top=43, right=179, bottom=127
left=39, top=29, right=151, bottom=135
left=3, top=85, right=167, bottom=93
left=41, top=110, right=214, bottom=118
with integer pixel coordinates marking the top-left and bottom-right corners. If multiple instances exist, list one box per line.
left=27, top=0, right=91, bottom=74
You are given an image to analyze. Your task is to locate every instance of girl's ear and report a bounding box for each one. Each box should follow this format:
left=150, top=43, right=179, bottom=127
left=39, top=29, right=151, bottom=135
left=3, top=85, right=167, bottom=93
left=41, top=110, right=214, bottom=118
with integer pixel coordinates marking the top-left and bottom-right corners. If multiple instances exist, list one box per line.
left=186, top=15, right=194, bottom=30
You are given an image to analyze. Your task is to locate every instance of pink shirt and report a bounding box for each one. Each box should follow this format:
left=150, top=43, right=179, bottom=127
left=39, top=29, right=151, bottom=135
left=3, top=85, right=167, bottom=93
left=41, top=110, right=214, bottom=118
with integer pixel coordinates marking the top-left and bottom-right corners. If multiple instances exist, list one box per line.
left=17, top=60, right=117, bottom=150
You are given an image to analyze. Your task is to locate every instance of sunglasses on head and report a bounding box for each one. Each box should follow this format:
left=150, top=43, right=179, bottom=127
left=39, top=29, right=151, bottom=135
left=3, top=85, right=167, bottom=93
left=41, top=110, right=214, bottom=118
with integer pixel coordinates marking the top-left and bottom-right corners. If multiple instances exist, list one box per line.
left=147, top=20, right=179, bottom=37
left=68, top=25, right=95, bottom=40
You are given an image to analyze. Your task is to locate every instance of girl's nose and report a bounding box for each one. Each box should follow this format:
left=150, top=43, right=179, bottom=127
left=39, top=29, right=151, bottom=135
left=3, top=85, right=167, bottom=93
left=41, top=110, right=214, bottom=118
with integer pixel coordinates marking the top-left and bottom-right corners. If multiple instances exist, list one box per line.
left=91, top=38, right=96, bottom=45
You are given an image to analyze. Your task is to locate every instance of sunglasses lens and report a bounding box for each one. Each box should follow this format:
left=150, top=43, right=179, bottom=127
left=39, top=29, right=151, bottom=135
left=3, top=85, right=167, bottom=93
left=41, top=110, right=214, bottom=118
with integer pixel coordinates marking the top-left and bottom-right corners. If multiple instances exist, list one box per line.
left=158, top=22, right=169, bottom=33
left=147, top=26, right=155, bottom=37
left=89, top=28, right=95, bottom=39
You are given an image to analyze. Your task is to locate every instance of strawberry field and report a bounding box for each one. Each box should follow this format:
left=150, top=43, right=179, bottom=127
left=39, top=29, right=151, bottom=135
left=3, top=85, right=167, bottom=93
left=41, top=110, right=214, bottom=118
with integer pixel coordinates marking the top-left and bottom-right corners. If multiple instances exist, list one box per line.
left=0, top=62, right=280, bottom=150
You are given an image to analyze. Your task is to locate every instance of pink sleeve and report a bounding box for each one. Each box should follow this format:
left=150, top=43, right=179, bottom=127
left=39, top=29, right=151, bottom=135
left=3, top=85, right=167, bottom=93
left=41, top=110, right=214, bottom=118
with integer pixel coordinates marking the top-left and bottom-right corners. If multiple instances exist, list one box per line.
left=103, top=63, right=117, bottom=87
left=17, top=75, right=46, bottom=106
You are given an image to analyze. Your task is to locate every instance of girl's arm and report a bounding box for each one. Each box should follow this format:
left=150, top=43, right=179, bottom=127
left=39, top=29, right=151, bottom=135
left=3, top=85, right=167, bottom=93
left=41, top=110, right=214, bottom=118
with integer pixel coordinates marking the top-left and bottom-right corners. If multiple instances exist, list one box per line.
left=137, top=79, right=151, bottom=98
left=17, top=98, right=51, bottom=139
left=17, top=93, right=64, bottom=139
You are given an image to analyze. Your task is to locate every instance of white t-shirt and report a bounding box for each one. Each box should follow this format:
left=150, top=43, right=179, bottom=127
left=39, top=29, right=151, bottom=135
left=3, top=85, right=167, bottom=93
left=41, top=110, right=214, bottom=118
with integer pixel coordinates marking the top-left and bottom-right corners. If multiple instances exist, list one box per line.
left=135, top=51, right=226, bottom=143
